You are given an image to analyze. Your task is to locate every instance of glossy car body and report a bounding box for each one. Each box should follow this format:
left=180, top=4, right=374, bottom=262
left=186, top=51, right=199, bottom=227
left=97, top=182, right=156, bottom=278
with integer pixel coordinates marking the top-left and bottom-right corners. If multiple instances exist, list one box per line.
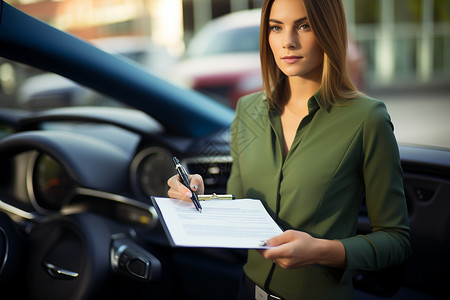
left=169, top=9, right=262, bottom=108
left=169, top=9, right=365, bottom=108
left=0, top=1, right=449, bottom=300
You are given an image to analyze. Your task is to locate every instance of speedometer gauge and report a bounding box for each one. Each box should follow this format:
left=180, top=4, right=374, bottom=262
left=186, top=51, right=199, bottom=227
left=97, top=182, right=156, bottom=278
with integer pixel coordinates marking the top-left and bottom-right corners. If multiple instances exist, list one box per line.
left=130, top=147, right=175, bottom=198
left=27, top=152, right=75, bottom=213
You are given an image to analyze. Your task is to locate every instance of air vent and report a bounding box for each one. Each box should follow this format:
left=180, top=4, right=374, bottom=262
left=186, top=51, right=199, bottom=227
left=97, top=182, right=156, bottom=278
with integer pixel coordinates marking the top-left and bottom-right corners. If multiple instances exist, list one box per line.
left=183, top=156, right=233, bottom=194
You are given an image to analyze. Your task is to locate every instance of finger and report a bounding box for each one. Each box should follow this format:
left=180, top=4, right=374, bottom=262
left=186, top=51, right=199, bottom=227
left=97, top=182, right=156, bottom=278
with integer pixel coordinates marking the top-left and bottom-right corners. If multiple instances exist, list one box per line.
left=168, top=174, right=202, bottom=194
left=189, top=174, right=204, bottom=194
left=167, top=175, right=193, bottom=201
left=261, top=243, right=291, bottom=260
left=266, top=230, right=293, bottom=247
left=167, top=187, right=192, bottom=201
left=259, top=231, right=295, bottom=260
left=167, top=174, right=179, bottom=189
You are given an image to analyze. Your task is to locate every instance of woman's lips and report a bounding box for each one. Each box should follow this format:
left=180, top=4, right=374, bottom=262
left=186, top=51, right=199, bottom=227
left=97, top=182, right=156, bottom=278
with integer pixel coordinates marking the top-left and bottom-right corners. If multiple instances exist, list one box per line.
left=282, top=56, right=302, bottom=64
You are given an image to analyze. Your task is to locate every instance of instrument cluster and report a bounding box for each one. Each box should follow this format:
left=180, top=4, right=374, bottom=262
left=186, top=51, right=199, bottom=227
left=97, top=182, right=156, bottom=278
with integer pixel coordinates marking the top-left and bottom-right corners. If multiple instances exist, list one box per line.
left=129, top=146, right=176, bottom=200
left=26, top=151, right=75, bottom=213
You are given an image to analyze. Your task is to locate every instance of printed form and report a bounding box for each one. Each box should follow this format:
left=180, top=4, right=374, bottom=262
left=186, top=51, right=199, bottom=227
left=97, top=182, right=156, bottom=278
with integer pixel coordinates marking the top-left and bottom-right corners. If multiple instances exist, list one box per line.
left=151, top=197, right=283, bottom=249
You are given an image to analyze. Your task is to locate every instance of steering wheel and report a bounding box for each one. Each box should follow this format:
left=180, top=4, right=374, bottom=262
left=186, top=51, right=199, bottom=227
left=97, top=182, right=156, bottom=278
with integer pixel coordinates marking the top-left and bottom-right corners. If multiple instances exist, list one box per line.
left=0, top=212, right=162, bottom=300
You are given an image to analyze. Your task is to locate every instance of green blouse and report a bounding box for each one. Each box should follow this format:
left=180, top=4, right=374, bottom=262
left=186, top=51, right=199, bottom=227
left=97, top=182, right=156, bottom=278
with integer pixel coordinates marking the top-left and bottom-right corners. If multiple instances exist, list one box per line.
left=226, top=91, right=411, bottom=299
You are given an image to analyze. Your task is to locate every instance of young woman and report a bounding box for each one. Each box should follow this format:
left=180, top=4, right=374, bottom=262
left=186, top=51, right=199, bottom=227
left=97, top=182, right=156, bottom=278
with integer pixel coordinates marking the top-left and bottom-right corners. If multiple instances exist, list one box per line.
left=168, top=0, right=411, bottom=298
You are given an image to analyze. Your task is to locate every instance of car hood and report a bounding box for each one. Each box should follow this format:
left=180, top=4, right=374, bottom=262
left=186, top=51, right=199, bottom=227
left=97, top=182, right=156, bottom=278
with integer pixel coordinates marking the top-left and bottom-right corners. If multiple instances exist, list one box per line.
left=0, top=2, right=234, bottom=138
left=170, top=53, right=260, bottom=81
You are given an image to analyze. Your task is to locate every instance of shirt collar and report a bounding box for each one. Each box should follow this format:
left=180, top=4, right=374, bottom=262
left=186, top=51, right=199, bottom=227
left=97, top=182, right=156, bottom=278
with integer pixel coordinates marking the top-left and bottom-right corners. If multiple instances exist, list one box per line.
left=312, top=89, right=334, bottom=113
left=308, top=89, right=334, bottom=116
left=265, top=88, right=328, bottom=116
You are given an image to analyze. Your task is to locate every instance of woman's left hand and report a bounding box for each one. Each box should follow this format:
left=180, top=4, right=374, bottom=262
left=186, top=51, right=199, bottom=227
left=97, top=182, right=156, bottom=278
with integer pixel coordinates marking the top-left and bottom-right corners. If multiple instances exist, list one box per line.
left=257, top=229, right=346, bottom=269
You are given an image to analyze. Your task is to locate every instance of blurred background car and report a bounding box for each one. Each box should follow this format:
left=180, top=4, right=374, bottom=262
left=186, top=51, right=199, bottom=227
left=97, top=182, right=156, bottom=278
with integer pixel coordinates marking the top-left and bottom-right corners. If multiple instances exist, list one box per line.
left=16, top=36, right=176, bottom=110
left=168, top=9, right=262, bottom=108
left=168, top=8, right=365, bottom=108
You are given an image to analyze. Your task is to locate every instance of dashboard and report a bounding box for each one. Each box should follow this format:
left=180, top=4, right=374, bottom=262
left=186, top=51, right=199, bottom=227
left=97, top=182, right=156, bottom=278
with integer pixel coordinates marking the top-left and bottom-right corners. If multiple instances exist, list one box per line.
left=0, top=105, right=244, bottom=300
left=0, top=107, right=218, bottom=231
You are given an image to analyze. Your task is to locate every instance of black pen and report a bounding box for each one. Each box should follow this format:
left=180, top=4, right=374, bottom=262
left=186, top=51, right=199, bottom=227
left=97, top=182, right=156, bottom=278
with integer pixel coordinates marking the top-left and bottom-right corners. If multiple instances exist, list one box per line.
left=173, top=156, right=202, bottom=212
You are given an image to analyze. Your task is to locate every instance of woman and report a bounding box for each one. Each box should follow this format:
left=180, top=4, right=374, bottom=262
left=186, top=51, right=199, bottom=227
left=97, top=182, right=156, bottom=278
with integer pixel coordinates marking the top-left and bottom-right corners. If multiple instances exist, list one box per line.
left=168, top=0, right=411, bottom=299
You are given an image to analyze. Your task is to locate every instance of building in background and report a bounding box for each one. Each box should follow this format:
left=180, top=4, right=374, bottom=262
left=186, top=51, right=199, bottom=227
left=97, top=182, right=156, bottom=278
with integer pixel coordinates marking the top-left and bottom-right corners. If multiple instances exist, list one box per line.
left=9, top=0, right=185, bottom=57
left=344, top=0, right=450, bottom=87
left=181, top=0, right=263, bottom=39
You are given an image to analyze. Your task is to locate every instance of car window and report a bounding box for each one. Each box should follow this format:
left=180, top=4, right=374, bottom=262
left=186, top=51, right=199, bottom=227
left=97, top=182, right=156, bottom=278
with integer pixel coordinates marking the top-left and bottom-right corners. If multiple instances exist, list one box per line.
left=0, top=60, right=122, bottom=111
left=185, top=26, right=260, bottom=57
left=0, top=40, right=167, bottom=112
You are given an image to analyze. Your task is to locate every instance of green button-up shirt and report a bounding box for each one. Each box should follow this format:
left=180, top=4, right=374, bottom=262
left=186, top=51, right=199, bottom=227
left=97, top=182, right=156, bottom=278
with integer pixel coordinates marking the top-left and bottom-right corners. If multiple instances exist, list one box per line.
left=227, top=91, right=410, bottom=299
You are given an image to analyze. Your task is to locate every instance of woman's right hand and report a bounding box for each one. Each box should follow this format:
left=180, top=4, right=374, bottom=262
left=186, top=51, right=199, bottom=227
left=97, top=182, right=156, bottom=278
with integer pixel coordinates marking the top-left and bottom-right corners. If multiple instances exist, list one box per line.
left=167, top=174, right=205, bottom=202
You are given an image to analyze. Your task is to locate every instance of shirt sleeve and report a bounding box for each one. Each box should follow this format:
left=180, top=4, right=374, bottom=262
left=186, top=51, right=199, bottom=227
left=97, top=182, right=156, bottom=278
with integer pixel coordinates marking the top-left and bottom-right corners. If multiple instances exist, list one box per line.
left=226, top=98, right=244, bottom=198
left=339, top=101, right=411, bottom=282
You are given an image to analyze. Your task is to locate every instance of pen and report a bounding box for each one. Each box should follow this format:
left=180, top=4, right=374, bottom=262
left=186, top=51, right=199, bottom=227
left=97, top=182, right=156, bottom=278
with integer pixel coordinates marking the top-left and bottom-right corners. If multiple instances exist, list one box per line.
left=172, top=156, right=202, bottom=212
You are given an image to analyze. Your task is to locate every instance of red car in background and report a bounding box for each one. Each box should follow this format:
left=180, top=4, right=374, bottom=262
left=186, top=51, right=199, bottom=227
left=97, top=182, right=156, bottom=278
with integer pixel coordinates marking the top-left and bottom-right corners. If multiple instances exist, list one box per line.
left=170, top=9, right=365, bottom=108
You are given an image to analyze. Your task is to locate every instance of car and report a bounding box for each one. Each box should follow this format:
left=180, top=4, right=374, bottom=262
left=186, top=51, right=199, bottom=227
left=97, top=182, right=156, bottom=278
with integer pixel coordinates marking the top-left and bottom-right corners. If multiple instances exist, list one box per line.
left=0, top=2, right=449, bottom=300
left=169, top=9, right=365, bottom=108
left=169, top=9, right=262, bottom=108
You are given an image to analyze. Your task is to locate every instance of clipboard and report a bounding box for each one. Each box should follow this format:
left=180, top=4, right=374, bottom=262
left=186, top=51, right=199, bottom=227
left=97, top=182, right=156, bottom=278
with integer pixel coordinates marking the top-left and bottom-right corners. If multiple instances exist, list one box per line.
left=150, top=196, right=283, bottom=249
left=197, top=193, right=235, bottom=201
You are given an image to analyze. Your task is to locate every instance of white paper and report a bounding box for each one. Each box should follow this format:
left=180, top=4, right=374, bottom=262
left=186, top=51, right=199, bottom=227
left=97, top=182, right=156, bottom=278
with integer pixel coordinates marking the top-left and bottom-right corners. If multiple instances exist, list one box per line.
left=152, top=197, right=283, bottom=248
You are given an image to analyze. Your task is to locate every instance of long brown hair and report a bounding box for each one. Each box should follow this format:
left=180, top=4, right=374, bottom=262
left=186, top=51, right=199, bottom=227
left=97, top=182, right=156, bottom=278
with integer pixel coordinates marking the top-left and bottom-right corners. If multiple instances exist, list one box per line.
left=260, top=0, right=362, bottom=109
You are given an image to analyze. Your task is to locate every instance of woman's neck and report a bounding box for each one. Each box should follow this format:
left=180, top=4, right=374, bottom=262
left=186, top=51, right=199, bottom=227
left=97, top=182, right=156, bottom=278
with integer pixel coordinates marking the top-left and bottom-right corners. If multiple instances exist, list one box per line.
left=285, top=76, right=321, bottom=108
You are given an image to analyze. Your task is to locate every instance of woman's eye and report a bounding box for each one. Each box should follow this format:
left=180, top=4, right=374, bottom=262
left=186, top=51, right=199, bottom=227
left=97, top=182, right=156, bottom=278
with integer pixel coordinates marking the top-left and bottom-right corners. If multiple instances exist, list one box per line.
left=270, top=25, right=282, bottom=32
left=298, top=24, right=310, bottom=31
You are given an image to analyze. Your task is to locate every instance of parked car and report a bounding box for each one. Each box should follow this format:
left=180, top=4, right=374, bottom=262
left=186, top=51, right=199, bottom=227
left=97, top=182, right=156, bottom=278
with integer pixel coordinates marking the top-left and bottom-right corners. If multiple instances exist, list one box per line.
left=0, top=2, right=448, bottom=300
left=169, top=9, right=365, bottom=108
